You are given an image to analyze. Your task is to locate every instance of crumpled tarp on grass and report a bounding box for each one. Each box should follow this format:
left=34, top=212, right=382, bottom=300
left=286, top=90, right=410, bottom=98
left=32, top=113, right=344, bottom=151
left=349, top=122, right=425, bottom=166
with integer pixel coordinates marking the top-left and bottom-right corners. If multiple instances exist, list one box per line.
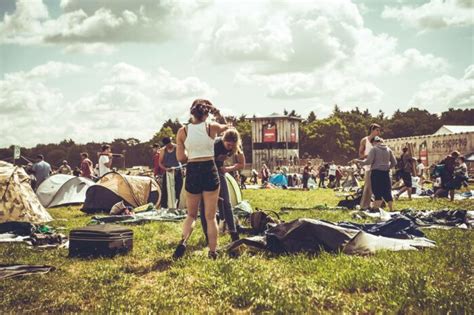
left=352, top=209, right=474, bottom=229
left=91, top=208, right=188, bottom=224
left=0, top=265, right=55, bottom=279
left=226, top=218, right=435, bottom=256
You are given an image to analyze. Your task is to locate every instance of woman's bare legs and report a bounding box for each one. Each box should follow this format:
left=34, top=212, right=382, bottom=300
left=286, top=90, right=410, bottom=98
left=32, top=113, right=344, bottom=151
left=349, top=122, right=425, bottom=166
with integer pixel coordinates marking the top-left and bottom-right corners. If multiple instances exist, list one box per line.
left=203, top=188, right=220, bottom=253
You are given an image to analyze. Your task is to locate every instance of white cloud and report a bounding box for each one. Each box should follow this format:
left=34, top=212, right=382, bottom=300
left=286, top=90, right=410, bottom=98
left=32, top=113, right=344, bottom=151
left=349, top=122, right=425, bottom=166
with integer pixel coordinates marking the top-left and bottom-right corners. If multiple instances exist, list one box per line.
left=0, top=0, right=48, bottom=44
left=0, top=61, right=216, bottom=147
left=63, top=42, right=117, bottom=55
left=409, top=64, right=474, bottom=111
left=198, top=0, right=446, bottom=102
left=382, top=0, right=474, bottom=30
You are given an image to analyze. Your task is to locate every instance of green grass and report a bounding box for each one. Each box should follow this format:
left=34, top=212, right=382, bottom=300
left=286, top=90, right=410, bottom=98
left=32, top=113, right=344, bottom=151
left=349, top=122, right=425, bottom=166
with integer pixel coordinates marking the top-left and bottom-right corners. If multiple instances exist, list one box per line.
left=0, top=189, right=472, bottom=313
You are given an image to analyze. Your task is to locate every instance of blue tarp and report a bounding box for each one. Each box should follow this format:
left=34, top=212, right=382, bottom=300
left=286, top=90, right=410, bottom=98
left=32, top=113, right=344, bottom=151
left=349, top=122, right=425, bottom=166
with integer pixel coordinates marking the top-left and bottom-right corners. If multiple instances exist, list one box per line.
left=269, top=173, right=288, bottom=187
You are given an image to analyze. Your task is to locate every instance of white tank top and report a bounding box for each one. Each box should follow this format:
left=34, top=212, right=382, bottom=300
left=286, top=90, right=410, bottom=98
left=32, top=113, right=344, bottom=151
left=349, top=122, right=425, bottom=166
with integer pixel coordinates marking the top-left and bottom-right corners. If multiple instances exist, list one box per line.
left=184, top=122, right=215, bottom=160
left=364, top=137, right=373, bottom=171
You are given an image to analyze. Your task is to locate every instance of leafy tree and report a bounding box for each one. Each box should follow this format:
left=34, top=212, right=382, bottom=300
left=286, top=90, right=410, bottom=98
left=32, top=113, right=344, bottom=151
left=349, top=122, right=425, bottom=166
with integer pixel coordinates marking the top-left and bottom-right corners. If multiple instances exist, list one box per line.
left=307, top=111, right=316, bottom=123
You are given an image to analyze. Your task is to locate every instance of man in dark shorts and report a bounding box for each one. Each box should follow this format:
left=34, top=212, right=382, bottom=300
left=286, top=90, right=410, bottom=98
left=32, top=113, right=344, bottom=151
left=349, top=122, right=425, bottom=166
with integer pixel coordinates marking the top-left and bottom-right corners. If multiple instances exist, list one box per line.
left=302, top=161, right=312, bottom=191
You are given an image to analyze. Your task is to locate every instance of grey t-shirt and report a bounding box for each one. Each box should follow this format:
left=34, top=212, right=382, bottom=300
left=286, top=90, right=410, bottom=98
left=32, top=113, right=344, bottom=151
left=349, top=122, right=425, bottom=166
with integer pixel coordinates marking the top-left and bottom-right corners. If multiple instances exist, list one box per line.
left=32, top=160, right=51, bottom=185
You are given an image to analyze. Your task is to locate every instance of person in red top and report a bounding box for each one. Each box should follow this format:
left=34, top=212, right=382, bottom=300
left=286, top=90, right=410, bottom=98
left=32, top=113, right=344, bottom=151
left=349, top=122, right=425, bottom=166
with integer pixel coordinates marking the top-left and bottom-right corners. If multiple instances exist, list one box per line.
left=80, top=152, right=93, bottom=179
left=153, top=143, right=164, bottom=177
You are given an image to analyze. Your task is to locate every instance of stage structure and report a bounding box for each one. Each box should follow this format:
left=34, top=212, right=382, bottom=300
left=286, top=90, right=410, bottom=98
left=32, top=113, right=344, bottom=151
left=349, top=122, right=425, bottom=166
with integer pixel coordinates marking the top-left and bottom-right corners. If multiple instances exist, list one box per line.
left=249, top=113, right=303, bottom=171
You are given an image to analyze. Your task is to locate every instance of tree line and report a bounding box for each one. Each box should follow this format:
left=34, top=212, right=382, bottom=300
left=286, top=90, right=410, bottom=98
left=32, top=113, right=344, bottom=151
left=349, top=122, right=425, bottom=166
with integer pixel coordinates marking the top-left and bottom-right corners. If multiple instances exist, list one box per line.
left=1, top=107, right=472, bottom=168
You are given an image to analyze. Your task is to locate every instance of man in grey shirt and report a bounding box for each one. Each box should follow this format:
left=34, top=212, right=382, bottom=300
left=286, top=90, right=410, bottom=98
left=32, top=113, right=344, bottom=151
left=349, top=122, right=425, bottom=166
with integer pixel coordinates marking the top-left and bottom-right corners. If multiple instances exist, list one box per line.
left=32, top=154, right=51, bottom=190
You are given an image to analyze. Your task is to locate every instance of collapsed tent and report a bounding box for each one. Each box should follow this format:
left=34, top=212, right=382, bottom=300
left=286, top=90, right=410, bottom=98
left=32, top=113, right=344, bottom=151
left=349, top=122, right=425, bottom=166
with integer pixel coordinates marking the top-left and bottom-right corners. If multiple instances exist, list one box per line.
left=226, top=218, right=435, bottom=256
left=178, top=173, right=242, bottom=209
left=269, top=173, right=288, bottom=187
left=0, top=161, right=52, bottom=223
left=82, top=172, right=161, bottom=213
left=36, top=174, right=95, bottom=208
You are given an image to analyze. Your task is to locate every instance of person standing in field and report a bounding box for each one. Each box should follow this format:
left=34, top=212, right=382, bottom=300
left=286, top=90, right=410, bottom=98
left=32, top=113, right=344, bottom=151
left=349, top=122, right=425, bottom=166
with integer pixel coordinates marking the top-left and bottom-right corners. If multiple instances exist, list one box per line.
left=32, top=154, right=51, bottom=190
left=358, top=123, right=381, bottom=209
left=159, top=137, right=183, bottom=209
left=79, top=153, right=94, bottom=179
left=302, top=161, right=312, bottom=191
left=152, top=143, right=164, bottom=179
left=98, top=144, right=113, bottom=177
left=173, top=99, right=229, bottom=260
left=416, top=158, right=425, bottom=188
left=58, top=160, right=72, bottom=175
left=261, top=164, right=270, bottom=184
left=358, top=136, right=397, bottom=211
left=200, top=129, right=246, bottom=243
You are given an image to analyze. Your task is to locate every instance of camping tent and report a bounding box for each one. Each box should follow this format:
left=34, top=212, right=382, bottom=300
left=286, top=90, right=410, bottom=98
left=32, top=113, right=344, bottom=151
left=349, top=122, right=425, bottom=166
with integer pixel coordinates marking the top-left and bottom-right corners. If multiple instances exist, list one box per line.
left=0, top=161, right=52, bottom=223
left=178, top=173, right=243, bottom=209
left=82, top=172, right=161, bottom=213
left=36, top=174, right=95, bottom=208
left=269, top=173, right=288, bottom=187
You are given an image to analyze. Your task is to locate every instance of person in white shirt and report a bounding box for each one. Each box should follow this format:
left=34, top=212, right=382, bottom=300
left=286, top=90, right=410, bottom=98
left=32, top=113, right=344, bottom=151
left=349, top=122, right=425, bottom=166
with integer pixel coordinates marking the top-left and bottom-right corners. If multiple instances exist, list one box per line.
left=358, top=123, right=382, bottom=209
left=416, top=159, right=425, bottom=187
left=98, top=144, right=113, bottom=177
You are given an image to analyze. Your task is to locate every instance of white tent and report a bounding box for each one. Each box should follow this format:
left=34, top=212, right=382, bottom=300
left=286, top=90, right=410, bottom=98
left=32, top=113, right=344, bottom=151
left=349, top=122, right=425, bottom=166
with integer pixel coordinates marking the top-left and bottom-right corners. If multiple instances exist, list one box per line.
left=36, top=174, right=95, bottom=208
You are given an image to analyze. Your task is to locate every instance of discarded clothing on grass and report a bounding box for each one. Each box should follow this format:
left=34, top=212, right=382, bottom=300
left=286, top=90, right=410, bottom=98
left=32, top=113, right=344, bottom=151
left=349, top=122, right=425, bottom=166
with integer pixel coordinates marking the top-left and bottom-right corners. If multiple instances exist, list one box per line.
left=0, top=264, right=55, bottom=279
left=338, top=216, right=425, bottom=239
left=0, top=221, right=67, bottom=247
left=280, top=204, right=347, bottom=211
left=226, top=218, right=435, bottom=256
left=352, top=209, right=473, bottom=229
left=91, top=208, right=187, bottom=224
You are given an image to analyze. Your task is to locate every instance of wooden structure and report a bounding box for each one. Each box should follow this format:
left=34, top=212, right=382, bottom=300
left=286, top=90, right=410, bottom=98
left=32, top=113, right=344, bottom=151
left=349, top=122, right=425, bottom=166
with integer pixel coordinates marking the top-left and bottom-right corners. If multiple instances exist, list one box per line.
left=249, top=114, right=303, bottom=171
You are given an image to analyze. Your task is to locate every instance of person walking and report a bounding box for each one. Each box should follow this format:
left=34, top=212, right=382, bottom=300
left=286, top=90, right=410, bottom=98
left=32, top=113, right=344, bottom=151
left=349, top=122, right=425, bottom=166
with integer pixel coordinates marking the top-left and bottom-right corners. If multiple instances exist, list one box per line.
left=173, top=99, right=229, bottom=259
left=416, top=158, right=425, bottom=188
left=394, top=147, right=416, bottom=200
left=152, top=143, right=164, bottom=179
left=318, top=164, right=327, bottom=188
left=159, top=137, right=183, bottom=209
left=358, top=123, right=381, bottom=209
left=358, top=137, right=397, bottom=211
left=200, top=129, right=245, bottom=243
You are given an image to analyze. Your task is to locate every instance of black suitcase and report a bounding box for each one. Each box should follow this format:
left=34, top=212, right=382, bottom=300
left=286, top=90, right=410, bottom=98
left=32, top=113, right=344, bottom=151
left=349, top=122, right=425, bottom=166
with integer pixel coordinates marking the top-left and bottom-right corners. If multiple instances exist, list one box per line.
left=69, top=224, right=133, bottom=258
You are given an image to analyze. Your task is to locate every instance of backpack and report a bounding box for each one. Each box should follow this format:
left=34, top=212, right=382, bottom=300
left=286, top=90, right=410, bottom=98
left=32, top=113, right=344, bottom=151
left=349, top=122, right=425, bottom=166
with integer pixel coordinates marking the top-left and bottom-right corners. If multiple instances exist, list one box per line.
left=249, top=210, right=281, bottom=234
left=337, top=188, right=363, bottom=209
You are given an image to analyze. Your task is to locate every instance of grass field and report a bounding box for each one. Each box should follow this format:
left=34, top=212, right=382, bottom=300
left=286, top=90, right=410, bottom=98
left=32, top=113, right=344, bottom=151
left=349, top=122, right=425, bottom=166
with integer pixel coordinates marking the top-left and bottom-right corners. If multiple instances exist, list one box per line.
left=0, top=189, right=473, bottom=313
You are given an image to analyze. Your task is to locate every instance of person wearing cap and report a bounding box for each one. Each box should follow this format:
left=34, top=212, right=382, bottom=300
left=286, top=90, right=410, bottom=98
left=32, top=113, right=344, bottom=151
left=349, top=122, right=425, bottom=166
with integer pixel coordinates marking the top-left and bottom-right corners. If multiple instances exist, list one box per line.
left=31, top=154, right=52, bottom=190
left=58, top=160, right=72, bottom=175
left=394, top=146, right=416, bottom=200
left=357, top=136, right=397, bottom=211
left=358, top=123, right=382, bottom=209
left=159, top=137, right=183, bottom=208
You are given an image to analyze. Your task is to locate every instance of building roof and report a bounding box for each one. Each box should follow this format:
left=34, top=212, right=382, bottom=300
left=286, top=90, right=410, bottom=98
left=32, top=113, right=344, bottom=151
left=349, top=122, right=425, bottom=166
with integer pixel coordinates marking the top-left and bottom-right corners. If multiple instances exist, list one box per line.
left=433, top=125, right=474, bottom=135
left=248, top=113, right=304, bottom=121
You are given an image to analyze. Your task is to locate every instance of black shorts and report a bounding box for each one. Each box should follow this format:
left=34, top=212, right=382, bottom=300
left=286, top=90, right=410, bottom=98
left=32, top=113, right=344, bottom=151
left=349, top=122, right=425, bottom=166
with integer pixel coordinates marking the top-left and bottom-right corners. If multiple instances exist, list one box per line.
left=185, top=161, right=220, bottom=194
left=371, top=170, right=393, bottom=202
left=401, top=171, right=412, bottom=188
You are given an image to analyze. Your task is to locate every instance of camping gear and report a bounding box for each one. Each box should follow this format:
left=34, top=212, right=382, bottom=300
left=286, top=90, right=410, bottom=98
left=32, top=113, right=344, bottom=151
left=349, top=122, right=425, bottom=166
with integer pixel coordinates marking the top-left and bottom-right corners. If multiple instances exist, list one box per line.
left=0, top=265, right=55, bottom=280
left=0, top=161, right=52, bottom=223
left=69, top=224, right=133, bottom=257
left=90, top=208, right=187, bottom=224
left=249, top=210, right=281, bottom=234
left=82, top=173, right=161, bottom=213
left=36, top=174, right=94, bottom=208
left=269, top=173, right=288, bottom=187
left=226, top=218, right=435, bottom=256
left=337, top=188, right=363, bottom=209
left=178, top=173, right=242, bottom=209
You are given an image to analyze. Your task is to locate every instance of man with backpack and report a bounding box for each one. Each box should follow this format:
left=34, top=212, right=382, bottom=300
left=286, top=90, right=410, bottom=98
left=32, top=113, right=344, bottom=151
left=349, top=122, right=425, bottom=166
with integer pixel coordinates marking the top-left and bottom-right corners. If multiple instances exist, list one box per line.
left=394, top=147, right=416, bottom=200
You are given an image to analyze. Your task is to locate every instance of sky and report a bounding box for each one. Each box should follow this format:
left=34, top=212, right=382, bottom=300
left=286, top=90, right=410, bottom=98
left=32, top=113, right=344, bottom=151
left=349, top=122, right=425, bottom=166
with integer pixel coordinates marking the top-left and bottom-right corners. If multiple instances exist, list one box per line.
left=0, top=0, right=472, bottom=147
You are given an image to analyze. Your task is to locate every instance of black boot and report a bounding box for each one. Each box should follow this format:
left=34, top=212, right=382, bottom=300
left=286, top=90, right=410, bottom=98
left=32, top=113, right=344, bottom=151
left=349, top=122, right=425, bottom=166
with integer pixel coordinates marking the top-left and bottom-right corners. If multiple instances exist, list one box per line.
left=173, top=240, right=186, bottom=260
left=208, top=251, right=218, bottom=260
left=230, top=232, right=240, bottom=242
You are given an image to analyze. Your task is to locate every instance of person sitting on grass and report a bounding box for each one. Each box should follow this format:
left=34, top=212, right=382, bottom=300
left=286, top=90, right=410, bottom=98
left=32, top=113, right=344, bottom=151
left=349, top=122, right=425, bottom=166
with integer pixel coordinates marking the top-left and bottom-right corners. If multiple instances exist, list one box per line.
left=357, top=136, right=397, bottom=211
left=433, top=155, right=469, bottom=201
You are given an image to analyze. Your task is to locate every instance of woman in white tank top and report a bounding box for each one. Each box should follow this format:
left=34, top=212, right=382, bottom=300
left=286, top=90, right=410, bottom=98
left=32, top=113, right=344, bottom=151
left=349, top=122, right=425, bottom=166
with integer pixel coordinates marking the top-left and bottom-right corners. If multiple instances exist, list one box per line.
left=173, top=99, right=229, bottom=259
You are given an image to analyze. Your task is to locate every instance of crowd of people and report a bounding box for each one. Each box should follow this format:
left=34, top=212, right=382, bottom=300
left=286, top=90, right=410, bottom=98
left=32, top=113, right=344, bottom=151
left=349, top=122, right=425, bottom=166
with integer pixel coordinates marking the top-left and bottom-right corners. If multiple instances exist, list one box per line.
left=20, top=100, right=470, bottom=260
